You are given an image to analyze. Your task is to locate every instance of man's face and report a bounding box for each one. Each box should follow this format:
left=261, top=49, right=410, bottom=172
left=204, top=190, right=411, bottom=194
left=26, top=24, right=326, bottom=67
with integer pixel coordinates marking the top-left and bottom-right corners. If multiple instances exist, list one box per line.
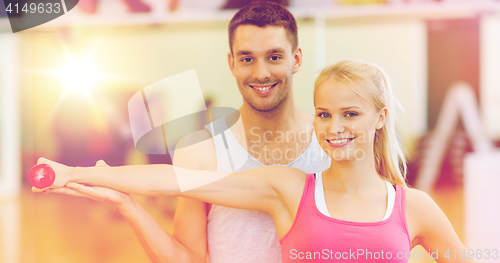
left=228, top=25, right=302, bottom=112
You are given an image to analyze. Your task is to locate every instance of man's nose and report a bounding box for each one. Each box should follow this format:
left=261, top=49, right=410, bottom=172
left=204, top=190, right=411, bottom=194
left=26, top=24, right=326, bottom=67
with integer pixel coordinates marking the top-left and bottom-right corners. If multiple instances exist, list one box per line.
left=253, top=60, right=271, bottom=82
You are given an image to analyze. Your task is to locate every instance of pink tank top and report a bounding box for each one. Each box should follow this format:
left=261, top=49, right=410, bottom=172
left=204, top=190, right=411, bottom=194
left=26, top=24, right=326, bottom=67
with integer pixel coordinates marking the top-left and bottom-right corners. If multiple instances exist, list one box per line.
left=280, top=174, right=411, bottom=262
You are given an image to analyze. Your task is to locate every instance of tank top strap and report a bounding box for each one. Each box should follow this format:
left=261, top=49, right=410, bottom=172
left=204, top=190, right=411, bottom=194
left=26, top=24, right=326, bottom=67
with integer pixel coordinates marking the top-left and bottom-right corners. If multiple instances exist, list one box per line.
left=204, top=115, right=244, bottom=173
left=296, top=173, right=318, bottom=218
left=393, top=184, right=410, bottom=239
left=204, top=115, right=230, bottom=150
left=393, top=185, right=405, bottom=217
left=280, top=173, right=316, bottom=243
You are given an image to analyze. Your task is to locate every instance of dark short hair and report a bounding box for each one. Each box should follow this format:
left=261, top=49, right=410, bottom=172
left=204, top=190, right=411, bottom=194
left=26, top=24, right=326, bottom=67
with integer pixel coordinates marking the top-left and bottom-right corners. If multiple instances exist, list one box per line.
left=228, top=2, right=298, bottom=53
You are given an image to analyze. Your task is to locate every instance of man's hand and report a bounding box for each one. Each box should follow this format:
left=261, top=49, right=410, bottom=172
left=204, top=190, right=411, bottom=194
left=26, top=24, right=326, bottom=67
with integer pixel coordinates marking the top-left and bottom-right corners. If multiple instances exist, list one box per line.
left=40, top=160, right=134, bottom=207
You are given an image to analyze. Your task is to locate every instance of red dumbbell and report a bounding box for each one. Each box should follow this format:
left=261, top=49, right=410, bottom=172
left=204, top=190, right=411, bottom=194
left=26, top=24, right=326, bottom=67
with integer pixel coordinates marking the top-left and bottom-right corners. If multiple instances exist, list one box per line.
left=29, top=163, right=55, bottom=189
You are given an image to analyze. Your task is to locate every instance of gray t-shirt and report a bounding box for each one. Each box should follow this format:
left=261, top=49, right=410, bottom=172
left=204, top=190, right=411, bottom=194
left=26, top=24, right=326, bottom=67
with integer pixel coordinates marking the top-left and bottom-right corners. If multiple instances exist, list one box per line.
left=204, top=116, right=329, bottom=263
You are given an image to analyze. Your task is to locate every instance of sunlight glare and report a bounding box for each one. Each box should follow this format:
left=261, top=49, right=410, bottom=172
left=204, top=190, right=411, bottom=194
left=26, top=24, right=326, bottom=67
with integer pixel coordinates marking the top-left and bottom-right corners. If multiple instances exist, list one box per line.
left=59, top=57, right=97, bottom=95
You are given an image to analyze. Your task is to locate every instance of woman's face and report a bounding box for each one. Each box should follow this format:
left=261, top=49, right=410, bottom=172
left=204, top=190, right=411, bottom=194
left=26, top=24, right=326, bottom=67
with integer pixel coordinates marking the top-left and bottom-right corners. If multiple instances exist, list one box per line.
left=314, top=78, right=386, bottom=162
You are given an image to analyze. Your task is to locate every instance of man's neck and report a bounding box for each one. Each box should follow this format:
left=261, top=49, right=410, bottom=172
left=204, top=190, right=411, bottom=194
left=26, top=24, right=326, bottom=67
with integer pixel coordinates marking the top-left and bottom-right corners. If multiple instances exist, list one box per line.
left=238, top=96, right=299, bottom=133
left=225, top=95, right=314, bottom=165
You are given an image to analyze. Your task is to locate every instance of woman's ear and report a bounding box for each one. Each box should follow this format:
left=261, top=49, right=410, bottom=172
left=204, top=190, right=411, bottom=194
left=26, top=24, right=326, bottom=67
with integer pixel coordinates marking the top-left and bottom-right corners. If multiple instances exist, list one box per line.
left=376, top=107, right=388, bottom=129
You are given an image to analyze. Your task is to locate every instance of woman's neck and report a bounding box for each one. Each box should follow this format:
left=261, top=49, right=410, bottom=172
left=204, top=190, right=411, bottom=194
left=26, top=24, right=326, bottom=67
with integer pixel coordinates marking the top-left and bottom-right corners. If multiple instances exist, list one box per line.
left=323, top=154, right=384, bottom=195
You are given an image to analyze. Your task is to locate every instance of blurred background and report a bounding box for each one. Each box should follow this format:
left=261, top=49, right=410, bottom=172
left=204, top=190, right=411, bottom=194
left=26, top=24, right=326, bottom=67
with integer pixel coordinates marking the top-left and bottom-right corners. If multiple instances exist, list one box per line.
left=1, top=0, right=500, bottom=262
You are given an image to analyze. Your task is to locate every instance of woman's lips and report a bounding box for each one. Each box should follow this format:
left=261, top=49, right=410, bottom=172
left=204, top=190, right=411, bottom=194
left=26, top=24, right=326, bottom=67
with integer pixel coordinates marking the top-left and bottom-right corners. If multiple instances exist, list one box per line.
left=327, top=137, right=355, bottom=147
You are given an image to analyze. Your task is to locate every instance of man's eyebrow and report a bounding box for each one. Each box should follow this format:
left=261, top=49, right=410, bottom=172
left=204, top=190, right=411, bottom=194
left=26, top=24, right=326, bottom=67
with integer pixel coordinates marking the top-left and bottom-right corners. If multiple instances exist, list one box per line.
left=236, top=50, right=252, bottom=56
left=236, top=48, right=286, bottom=56
left=267, top=48, right=286, bottom=54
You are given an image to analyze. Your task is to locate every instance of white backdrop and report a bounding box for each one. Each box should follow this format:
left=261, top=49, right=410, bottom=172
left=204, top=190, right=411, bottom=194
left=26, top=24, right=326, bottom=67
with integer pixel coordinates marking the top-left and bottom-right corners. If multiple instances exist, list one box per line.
left=0, top=33, right=21, bottom=263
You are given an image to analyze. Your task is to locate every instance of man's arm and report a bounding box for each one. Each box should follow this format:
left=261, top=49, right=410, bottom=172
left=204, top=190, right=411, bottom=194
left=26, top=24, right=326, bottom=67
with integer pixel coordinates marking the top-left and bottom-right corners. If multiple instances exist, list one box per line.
left=46, top=158, right=209, bottom=263
left=116, top=193, right=197, bottom=262
left=44, top=128, right=219, bottom=263
left=171, top=129, right=217, bottom=263
left=172, top=197, right=210, bottom=262
left=40, top=129, right=232, bottom=262
left=45, top=130, right=244, bottom=263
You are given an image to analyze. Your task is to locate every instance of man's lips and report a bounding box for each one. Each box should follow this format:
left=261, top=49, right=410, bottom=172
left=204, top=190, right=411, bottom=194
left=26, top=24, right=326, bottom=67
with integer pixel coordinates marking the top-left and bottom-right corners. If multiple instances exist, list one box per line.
left=326, top=137, right=355, bottom=147
left=250, top=83, right=277, bottom=95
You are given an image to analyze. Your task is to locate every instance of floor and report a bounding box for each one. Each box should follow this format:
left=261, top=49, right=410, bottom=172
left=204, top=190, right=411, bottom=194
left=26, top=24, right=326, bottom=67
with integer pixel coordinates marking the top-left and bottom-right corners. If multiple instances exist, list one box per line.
left=9, top=188, right=175, bottom=263
left=1, top=184, right=465, bottom=263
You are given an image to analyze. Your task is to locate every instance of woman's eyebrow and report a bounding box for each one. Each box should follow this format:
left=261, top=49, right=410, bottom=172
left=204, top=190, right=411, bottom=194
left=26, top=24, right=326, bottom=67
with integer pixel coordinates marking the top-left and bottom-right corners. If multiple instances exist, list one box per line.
left=339, top=106, right=361, bottom=111
left=315, top=106, right=361, bottom=111
left=315, top=107, right=329, bottom=111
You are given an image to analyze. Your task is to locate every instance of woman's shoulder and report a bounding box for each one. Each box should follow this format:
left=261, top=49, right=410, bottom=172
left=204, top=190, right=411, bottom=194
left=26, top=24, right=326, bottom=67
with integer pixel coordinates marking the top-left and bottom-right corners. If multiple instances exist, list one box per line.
left=404, top=187, right=465, bottom=250
left=266, top=167, right=309, bottom=192
left=405, top=187, right=432, bottom=202
left=266, top=166, right=309, bottom=180
left=404, top=187, right=449, bottom=236
left=405, top=187, right=438, bottom=214
left=405, top=187, right=434, bottom=206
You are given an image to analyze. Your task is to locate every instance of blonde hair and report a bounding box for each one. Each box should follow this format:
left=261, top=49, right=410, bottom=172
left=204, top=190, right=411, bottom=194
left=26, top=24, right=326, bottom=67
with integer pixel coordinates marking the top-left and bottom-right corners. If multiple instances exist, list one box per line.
left=314, top=60, right=407, bottom=187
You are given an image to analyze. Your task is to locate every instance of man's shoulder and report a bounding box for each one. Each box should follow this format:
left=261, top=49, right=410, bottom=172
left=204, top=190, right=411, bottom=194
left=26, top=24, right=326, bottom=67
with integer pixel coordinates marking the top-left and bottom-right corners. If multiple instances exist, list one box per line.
left=177, top=129, right=214, bottom=147
left=174, top=129, right=217, bottom=170
left=294, top=109, right=315, bottom=132
left=298, top=110, right=314, bottom=123
left=295, top=109, right=315, bottom=140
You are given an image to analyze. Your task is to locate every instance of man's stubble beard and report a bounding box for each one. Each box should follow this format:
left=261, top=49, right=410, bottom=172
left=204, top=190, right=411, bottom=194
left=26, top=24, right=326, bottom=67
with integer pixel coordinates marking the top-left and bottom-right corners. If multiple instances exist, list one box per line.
left=242, top=83, right=292, bottom=114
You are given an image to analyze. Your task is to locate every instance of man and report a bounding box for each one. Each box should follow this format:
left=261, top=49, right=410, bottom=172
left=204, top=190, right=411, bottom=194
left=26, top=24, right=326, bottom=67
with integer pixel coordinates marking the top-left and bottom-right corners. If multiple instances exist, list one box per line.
left=54, top=2, right=327, bottom=262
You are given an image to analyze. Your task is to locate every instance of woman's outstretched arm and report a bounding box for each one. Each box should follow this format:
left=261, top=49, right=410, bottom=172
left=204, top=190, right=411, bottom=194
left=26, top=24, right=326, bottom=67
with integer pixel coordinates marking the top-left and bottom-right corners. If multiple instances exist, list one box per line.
left=33, top=158, right=304, bottom=214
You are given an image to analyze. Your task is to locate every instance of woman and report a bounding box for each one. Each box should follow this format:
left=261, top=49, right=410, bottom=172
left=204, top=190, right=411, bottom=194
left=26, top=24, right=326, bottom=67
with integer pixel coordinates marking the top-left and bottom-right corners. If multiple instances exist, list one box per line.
left=35, top=60, right=474, bottom=262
